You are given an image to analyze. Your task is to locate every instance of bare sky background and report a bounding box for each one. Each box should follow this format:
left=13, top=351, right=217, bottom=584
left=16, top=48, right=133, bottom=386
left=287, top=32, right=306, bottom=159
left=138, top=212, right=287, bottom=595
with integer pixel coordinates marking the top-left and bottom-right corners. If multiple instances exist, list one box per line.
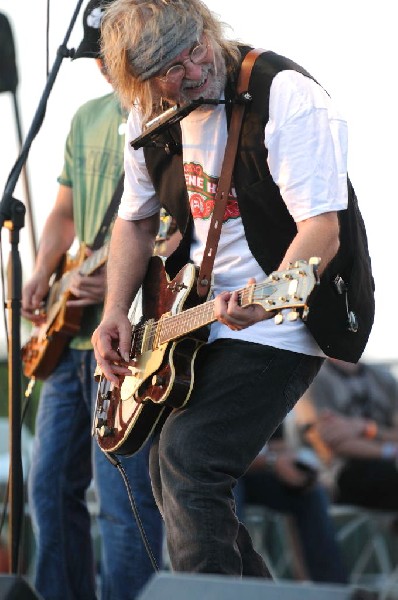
left=0, top=0, right=396, bottom=363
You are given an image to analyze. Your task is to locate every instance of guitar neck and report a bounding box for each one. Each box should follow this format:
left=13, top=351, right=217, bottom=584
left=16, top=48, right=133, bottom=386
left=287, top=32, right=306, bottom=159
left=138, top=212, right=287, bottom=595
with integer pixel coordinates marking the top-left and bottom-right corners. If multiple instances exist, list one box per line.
left=158, top=298, right=216, bottom=344
left=134, top=259, right=318, bottom=354
left=156, top=284, right=268, bottom=345
left=59, top=243, right=110, bottom=296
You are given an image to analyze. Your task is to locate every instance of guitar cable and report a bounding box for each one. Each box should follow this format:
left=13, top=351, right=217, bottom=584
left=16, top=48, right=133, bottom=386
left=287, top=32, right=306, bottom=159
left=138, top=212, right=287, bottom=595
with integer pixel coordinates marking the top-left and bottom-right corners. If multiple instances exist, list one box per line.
left=103, top=451, right=160, bottom=573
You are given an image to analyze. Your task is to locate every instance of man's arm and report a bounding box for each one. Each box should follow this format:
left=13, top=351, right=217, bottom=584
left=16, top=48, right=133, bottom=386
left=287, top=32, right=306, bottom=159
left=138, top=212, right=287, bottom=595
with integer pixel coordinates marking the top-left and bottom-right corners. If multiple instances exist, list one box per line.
left=315, top=410, right=398, bottom=459
left=278, top=211, right=340, bottom=274
left=214, top=210, right=340, bottom=330
left=297, top=386, right=398, bottom=461
left=91, top=212, right=160, bottom=384
left=22, top=184, right=75, bottom=322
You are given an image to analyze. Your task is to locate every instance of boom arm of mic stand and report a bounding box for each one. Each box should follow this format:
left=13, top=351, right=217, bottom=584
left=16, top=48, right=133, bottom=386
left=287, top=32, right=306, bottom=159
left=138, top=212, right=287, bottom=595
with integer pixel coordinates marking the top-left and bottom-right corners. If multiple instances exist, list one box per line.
left=0, top=0, right=85, bottom=574
left=1, top=0, right=84, bottom=224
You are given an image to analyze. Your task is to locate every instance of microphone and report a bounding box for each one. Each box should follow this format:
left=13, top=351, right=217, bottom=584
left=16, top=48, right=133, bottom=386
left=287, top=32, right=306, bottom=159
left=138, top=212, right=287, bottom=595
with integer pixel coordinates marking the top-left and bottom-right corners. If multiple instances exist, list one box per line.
left=130, top=98, right=229, bottom=152
left=0, top=12, right=18, bottom=94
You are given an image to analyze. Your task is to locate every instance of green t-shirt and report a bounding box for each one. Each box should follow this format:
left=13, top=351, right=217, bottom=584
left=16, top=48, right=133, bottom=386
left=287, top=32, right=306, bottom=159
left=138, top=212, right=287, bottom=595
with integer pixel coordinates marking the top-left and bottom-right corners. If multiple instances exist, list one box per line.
left=58, top=92, right=127, bottom=349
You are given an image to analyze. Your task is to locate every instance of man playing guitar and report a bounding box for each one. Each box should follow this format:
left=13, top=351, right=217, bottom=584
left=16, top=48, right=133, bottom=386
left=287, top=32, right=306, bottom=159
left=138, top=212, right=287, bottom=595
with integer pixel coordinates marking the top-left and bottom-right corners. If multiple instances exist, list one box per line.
left=92, top=0, right=373, bottom=580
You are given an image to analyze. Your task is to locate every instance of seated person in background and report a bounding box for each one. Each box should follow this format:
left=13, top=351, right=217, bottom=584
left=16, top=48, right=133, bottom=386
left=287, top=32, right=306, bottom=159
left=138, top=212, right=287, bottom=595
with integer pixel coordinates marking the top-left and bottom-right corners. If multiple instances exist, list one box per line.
left=237, top=424, right=348, bottom=584
left=299, top=358, right=398, bottom=510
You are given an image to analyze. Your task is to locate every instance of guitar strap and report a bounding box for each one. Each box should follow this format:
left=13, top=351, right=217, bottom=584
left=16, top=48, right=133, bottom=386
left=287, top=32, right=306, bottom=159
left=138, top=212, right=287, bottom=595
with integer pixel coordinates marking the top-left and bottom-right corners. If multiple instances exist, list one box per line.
left=197, top=48, right=266, bottom=297
left=90, top=172, right=125, bottom=251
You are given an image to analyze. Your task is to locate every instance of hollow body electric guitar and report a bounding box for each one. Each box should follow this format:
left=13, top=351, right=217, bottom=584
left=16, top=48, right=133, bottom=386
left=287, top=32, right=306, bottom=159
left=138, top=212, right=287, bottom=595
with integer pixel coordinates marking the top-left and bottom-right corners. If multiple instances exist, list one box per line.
left=22, top=243, right=109, bottom=380
left=93, top=255, right=320, bottom=457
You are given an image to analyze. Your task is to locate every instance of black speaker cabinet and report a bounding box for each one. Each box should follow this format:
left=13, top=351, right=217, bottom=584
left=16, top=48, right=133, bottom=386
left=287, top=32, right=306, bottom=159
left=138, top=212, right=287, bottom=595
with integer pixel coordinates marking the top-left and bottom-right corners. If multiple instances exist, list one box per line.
left=137, top=572, right=361, bottom=600
left=0, top=576, right=43, bottom=600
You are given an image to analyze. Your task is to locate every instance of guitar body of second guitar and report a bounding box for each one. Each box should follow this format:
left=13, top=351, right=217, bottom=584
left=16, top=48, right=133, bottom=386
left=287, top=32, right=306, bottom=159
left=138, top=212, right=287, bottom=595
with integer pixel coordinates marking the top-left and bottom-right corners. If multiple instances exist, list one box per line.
left=22, top=243, right=109, bottom=380
left=22, top=251, right=85, bottom=379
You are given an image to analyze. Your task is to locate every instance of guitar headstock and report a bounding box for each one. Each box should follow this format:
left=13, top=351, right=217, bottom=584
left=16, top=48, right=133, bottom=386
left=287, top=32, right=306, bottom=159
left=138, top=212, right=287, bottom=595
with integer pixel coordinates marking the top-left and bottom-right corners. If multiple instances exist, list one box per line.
left=246, top=258, right=320, bottom=324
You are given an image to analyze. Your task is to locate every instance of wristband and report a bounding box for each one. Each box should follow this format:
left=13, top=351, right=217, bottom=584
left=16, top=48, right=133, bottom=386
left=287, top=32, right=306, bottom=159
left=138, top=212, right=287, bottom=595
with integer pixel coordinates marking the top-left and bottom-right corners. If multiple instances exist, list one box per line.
left=381, top=442, right=398, bottom=459
left=363, top=420, right=378, bottom=440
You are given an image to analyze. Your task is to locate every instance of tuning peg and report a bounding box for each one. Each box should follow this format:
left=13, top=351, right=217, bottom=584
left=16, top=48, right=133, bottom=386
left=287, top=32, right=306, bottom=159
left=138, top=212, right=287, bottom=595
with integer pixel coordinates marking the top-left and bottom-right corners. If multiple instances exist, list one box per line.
left=293, top=260, right=304, bottom=268
left=287, top=310, right=299, bottom=322
left=274, top=313, right=284, bottom=325
left=309, top=256, right=321, bottom=283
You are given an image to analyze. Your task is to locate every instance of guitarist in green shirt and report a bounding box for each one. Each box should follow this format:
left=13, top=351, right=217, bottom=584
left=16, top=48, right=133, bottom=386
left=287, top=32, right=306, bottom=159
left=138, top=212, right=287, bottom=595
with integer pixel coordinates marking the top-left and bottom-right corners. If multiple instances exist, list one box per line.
left=21, top=2, right=162, bottom=598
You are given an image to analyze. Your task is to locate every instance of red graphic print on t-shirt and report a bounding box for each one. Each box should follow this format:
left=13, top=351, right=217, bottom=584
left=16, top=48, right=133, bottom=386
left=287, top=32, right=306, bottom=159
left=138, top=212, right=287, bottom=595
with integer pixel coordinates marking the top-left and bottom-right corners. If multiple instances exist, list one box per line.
left=184, top=162, right=240, bottom=222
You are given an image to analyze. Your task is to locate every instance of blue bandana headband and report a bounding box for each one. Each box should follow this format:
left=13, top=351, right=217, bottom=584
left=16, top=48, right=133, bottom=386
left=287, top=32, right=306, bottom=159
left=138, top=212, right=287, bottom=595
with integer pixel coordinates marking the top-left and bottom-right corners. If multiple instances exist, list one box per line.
left=127, top=15, right=200, bottom=81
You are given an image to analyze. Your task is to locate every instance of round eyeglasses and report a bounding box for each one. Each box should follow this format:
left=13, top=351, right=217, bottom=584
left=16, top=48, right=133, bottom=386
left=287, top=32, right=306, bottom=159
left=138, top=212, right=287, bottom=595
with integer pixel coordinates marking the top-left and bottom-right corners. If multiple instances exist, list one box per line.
left=157, top=40, right=209, bottom=84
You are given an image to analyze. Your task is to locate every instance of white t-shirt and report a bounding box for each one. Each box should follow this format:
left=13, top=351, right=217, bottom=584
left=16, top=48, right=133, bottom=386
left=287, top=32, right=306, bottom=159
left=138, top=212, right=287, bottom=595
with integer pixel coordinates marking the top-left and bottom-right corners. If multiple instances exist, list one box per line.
left=119, top=70, right=348, bottom=356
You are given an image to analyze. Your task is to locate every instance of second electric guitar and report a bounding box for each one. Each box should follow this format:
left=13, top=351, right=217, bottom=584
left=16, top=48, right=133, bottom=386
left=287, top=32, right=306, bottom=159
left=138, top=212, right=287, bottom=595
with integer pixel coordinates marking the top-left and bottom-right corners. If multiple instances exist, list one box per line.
left=22, top=243, right=109, bottom=380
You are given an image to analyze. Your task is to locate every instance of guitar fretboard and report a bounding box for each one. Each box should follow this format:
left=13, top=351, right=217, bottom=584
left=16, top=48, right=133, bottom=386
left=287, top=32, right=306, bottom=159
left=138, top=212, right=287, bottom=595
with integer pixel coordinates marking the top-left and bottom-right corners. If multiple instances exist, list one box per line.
left=44, top=243, right=110, bottom=329
left=132, top=283, right=278, bottom=354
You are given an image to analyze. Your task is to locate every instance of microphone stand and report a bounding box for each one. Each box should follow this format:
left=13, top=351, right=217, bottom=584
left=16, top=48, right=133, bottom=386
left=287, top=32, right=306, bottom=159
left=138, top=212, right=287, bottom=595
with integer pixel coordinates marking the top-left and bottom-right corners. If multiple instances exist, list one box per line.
left=0, top=0, right=84, bottom=574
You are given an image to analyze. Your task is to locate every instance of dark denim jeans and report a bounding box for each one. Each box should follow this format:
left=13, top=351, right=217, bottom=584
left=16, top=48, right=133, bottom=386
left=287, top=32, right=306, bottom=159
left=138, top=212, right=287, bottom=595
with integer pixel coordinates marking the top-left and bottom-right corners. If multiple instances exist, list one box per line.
left=149, top=339, right=323, bottom=576
left=28, top=349, right=162, bottom=600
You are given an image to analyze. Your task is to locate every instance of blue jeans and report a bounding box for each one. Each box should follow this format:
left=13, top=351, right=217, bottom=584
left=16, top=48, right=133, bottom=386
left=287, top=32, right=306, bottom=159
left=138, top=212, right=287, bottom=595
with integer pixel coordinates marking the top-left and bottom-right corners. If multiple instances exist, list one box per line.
left=28, top=349, right=162, bottom=600
left=239, top=472, right=348, bottom=583
left=149, top=339, right=323, bottom=576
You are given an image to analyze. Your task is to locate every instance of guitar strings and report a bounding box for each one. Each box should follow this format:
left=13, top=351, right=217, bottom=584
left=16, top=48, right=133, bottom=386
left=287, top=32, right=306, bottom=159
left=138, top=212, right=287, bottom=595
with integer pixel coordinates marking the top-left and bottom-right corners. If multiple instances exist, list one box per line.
left=128, top=281, right=280, bottom=355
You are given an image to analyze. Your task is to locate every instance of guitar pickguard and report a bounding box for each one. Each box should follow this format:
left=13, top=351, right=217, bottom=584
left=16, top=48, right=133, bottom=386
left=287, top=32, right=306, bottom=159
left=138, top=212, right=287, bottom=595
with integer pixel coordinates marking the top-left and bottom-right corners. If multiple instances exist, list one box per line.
left=120, top=343, right=169, bottom=402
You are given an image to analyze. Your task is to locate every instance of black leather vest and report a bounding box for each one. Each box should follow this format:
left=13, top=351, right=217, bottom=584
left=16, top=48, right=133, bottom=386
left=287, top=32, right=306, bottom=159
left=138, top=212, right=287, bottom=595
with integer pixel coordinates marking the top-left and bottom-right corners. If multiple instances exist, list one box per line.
left=142, top=48, right=375, bottom=362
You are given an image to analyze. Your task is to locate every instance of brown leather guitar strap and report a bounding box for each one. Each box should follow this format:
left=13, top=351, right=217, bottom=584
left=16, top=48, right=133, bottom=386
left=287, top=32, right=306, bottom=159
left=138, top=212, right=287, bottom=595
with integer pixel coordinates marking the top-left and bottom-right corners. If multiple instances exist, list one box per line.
left=197, top=48, right=266, bottom=297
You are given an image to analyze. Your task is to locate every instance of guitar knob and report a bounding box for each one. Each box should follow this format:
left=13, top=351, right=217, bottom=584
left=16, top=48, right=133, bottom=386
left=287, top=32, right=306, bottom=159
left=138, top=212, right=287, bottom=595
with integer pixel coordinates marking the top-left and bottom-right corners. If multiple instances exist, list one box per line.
left=98, top=425, right=113, bottom=437
left=152, top=374, right=165, bottom=387
left=95, top=417, right=106, bottom=428
left=274, top=313, right=284, bottom=325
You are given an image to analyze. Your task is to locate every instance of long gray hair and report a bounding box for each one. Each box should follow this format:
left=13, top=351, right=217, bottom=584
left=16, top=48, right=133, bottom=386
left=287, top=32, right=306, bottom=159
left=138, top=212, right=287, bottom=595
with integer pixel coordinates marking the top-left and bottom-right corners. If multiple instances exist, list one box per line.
left=101, top=0, right=240, bottom=120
